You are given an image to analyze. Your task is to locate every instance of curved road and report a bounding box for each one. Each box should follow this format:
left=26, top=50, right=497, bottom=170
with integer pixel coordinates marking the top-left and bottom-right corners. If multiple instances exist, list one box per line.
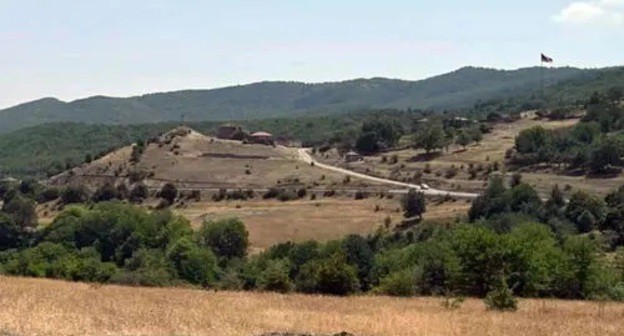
left=296, top=148, right=478, bottom=199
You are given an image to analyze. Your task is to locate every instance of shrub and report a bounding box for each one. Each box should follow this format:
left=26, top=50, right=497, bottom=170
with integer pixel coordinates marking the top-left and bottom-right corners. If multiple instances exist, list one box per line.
left=445, top=166, right=458, bottom=179
left=375, top=269, right=416, bottom=297
left=92, top=182, right=118, bottom=203
left=258, top=259, right=293, bottom=293
left=323, top=189, right=336, bottom=197
left=354, top=191, right=368, bottom=200
left=297, top=188, right=307, bottom=199
left=36, top=187, right=60, bottom=203
left=61, top=185, right=89, bottom=204
left=158, top=183, right=178, bottom=205
left=484, top=276, right=518, bottom=311
left=424, top=164, right=432, bottom=174
left=129, top=183, right=149, bottom=203
left=263, top=187, right=280, bottom=199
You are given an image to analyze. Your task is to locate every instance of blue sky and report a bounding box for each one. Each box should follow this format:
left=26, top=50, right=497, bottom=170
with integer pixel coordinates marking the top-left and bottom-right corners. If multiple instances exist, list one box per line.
left=0, top=0, right=623, bottom=108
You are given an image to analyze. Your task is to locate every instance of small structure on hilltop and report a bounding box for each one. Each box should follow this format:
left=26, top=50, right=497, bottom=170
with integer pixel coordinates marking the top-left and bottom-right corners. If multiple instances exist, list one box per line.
left=217, top=124, right=246, bottom=140
left=345, top=151, right=362, bottom=162
left=249, top=131, right=274, bottom=145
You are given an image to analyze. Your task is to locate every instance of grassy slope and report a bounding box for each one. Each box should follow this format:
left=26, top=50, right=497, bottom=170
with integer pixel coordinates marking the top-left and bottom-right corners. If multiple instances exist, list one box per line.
left=0, top=66, right=594, bottom=133
left=0, top=111, right=413, bottom=178
left=1, top=276, right=622, bottom=336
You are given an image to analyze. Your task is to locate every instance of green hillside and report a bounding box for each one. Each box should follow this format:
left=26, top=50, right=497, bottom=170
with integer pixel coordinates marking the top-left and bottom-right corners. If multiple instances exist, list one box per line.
left=0, top=66, right=598, bottom=133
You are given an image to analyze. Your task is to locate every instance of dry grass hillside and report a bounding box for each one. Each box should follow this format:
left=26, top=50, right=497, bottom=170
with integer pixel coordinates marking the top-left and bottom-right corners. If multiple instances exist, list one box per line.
left=49, top=127, right=376, bottom=191
left=1, top=276, right=622, bottom=336
left=315, top=116, right=624, bottom=197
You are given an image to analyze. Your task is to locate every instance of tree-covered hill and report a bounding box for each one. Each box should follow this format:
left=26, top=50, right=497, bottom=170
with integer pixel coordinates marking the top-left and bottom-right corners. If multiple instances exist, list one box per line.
left=0, top=66, right=603, bottom=133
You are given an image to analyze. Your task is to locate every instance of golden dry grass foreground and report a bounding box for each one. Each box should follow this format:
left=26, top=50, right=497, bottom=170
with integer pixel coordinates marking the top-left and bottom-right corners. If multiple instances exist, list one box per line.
left=1, top=277, right=623, bottom=336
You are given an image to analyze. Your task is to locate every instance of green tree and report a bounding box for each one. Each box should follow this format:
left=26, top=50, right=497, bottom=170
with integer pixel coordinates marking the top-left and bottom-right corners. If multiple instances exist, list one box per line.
left=258, top=259, right=293, bottom=293
left=312, top=254, right=360, bottom=296
left=167, top=238, right=219, bottom=286
left=197, top=218, right=249, bottom=259
left=354, top=132, right=380, bottom=155
left=401, top=189, right=426, bottom=219
left=456, top=130, right=471, bottom=149
left=2, top=195, right=37, bottom=231
left=341, top=234, right=375, bottom=290
left=515, top=126, right=550, bottom=154
left=413, top=122, right=445, bottom=154
left=589, top=137, right=622, bottom=173
left=468, top=126, right=483, bottom=145
left=565, top=191, right=606, bottom=233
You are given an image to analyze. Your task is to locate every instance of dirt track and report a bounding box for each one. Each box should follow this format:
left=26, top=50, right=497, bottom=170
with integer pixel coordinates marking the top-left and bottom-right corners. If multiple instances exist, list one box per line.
left=295, top=148, right=478, bottom=199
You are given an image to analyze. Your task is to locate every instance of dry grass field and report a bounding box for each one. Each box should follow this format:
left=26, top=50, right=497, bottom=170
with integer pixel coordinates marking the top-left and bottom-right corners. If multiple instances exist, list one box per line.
left=178, top=197, right=470, bottom=250
left=1, top=276, right=623, bottom=336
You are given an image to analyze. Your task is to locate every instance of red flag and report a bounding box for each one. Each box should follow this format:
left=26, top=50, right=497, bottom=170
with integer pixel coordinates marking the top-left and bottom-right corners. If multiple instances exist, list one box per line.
left=541, top=53, right=553, bottom=63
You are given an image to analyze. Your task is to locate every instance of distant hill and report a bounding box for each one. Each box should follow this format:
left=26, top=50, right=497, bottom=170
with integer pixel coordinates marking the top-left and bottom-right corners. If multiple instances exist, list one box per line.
left=0, top=66, right=607, bottom=133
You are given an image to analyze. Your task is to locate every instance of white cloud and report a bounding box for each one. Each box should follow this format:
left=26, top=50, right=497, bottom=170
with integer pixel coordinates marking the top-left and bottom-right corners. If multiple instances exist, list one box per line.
left=553, top=0, right=624, bottom=26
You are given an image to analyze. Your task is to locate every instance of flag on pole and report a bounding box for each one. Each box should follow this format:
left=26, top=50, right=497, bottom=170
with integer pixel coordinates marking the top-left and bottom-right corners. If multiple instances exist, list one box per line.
left=541, top=53, right=553, bottom=63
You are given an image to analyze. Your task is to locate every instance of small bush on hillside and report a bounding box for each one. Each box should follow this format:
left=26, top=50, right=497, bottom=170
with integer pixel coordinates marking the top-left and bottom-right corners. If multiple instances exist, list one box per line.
left=36, top=187, right=60, bottom=203
left=323, top=189, right=336, bottom=197
left=297, top=188, right=307, bottom=199
left=354, top=191, right=369, bottom=200
left=129, top=183, right=149, bottom=203
left=61, top=185, right=89, bottom=204
left=158, top=183, right=178, bottom=205
left=445, top=166, right=458, bottom=179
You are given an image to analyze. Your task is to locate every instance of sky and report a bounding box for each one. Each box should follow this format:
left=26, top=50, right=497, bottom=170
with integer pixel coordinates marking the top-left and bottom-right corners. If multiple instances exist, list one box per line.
left=0, top=0, right=623, bottom=109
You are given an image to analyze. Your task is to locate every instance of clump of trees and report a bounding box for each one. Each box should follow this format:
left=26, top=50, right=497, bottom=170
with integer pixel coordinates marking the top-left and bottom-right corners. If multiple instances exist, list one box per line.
left=354, top=118, right=404, bottom=155
left=509, top=93, right=624, bottom=175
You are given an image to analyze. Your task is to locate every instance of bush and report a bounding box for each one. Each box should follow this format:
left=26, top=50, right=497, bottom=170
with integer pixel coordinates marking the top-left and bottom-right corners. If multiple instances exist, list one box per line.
left=158, top=183, right=178, bottom=205
left=375, top=269, right=416, bottom=296
left=299, top=254, right=360, bottom=296
left=484, top=276, right=518, bottom=311
left=92, top=182, right=118, bottom=203
left=258, top=259, right=293, bottom=293
left=61, top=185, right=89, bottom=204
left=354, top=191, right=368, bottom=200
left=445, top=166, right=458, bottom=179
left=36, top=187, right=60, bottom=203
left=129, top=183, right=149, bottom=203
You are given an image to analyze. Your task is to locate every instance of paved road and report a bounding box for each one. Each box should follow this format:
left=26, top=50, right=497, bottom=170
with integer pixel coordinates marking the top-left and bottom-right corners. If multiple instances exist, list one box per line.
left=296, top=148, right=479, bottom=199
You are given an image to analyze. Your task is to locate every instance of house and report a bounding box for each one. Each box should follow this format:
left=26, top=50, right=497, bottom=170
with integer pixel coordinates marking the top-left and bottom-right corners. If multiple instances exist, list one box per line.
left=250, top=131, right=274, bottom=145
left=345, top=151, right=362, bottom=162
left=217, top=124, right=244, bottom=140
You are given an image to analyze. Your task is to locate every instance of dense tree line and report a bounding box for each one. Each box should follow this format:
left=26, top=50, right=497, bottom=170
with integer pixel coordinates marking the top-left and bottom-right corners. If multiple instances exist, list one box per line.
left=1, top=179, right=623, bottom=302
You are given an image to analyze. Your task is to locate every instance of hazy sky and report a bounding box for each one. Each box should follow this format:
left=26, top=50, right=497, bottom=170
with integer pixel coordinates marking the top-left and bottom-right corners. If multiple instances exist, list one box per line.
left=1, top=0, right=623, bottom=108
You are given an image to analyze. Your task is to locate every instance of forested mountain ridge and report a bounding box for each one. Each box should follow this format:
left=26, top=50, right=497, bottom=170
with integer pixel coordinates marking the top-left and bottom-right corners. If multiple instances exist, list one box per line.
left=0, top=66, right=603, bottom=133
